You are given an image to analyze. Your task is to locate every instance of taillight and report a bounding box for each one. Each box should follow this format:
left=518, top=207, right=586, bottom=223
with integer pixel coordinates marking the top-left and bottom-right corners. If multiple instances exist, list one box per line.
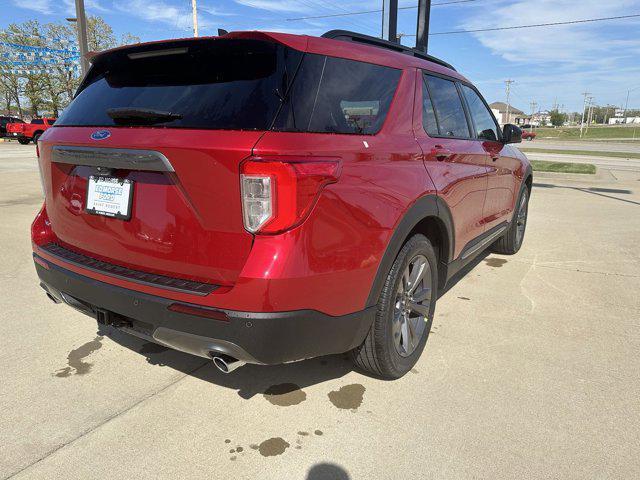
left=240, top=157, right=341, bottom=234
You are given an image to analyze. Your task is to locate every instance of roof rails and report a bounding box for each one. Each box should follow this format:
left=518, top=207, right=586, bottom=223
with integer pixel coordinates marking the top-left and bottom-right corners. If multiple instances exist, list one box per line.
left=321, top=30, right=456, bottom=72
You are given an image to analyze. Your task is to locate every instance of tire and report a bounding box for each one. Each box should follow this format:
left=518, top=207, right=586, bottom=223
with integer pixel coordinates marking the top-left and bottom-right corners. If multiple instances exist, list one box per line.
left=352, top=234, right=438, bottom=379
left=17, top=137, right=30, bottom=145
left=492, top=186, right=530, bottom=255
left=32, top=133, right=41, bottom=144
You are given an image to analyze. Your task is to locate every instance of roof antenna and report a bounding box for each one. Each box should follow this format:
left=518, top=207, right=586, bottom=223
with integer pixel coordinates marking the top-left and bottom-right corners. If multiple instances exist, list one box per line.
left=415, top=0, right=431, bottom=53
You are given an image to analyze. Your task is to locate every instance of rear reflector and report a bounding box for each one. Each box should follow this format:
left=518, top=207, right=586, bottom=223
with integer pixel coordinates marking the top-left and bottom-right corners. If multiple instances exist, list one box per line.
left=168, top=303, right=229, bottom=322
left=33, top=255, right=50, bottom=270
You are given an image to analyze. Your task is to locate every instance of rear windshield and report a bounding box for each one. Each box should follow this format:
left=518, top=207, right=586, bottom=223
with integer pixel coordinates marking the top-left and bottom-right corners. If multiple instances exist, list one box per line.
left=56, top=39, right=401, bottom=135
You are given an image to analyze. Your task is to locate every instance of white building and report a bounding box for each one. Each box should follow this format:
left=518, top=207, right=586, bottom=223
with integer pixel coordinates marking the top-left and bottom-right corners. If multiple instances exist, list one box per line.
left=608, top=117, right=640, bottom=125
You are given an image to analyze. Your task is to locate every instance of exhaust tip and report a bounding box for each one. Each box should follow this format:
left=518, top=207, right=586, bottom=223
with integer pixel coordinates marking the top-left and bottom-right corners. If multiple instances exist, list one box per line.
left=212, top=354, right=246, bottom=374
left=45, top=292, right=61, bottom=304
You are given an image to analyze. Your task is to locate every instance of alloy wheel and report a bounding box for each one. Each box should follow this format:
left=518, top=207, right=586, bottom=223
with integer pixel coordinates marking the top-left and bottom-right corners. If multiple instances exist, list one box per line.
left=515, top=191, right=528, bottom=246
left=392, top=254, right=432, bottom=357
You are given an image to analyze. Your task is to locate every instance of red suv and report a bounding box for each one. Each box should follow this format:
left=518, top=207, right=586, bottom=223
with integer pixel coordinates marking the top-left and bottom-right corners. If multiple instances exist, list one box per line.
left=32, top=31, right=531, bottom=379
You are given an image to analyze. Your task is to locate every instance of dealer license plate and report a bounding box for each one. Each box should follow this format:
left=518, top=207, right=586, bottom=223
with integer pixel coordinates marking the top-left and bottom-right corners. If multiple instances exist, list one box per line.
left=86, top=175, right=133, bottom=220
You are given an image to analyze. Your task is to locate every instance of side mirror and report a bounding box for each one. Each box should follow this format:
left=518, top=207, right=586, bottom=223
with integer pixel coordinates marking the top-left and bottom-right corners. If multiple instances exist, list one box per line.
left=502, top=124, right=522, bottom=144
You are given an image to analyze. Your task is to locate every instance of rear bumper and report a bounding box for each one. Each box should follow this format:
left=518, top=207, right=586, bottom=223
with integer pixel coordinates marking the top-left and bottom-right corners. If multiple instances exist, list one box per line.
left=34, top=254, right=375, bottom=365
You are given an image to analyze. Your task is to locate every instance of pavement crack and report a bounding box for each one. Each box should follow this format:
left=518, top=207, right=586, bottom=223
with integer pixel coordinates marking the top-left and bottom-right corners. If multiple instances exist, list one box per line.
left=4, top=360, right=210, bottom=480
left=513, top=259, right=640, bottom=279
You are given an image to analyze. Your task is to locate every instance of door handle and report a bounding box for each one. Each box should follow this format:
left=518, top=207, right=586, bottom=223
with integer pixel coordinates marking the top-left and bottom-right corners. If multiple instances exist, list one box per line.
left=432, top=145, right=452, bottom=161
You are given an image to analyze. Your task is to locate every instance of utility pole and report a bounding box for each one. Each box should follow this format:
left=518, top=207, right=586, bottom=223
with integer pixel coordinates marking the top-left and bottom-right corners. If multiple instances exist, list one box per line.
left=415, top=0, right=431, bottom=53
left=505, top=80, right=514, bottom=125
left=382, top=0, right=398, bottom=43
left=623, top=87, right=640, bottom=123
left=529, top=101, right=537, bottom=132
left=74, top=0, right=89, bottom=76
left=192, top=0, right=199, bottom=37
left=579, top=91, right=590, bottom=138
left=585, top=97, right=594, bottom=133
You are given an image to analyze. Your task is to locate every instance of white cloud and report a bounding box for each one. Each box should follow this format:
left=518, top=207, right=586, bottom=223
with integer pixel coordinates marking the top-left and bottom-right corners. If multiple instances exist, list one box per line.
left=114, top=0, right=197, bottom=31
left=198, top=5, right=236, bottom=17
left=462, top=0, right=640, bottom=66
left=11, top=0, right=52, bottom=15
left=62, top=0, right=110, bottom=16
left=233, top=0, right=311, bottom=13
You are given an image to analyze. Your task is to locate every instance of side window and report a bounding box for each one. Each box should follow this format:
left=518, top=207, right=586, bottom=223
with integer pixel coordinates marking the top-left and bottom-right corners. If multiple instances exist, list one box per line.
left=274, top=54, right=401, bottom=135
left=424, top=74, right=471, bottom=138
left=461, top=84, right=499, bottom=141
left=31, top=119, right=44, bottom=125
left=421, top=78, right=439, bottom=137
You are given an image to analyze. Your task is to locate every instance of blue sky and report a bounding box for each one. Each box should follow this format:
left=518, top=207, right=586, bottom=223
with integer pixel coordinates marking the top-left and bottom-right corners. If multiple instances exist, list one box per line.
left=4, top=0, right=640, bottom=112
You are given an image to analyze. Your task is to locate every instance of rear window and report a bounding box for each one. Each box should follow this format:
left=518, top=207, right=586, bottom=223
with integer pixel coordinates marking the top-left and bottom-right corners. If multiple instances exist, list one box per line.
left=57, top=40, right=302, bottom=130
left=274, top=55, right=401, bottom=135
left=56, top=39, right=400, bottom=135
left=424, top=75, right=471, bottom=138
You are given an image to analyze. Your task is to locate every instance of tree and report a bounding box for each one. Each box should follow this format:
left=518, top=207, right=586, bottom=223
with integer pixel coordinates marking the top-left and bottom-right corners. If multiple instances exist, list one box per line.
left=549, top=109, right=567, bottom=127
left=0, top=16, right=139, bottom=118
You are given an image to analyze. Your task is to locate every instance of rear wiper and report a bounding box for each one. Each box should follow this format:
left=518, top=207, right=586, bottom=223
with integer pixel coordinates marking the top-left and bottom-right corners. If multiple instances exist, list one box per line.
left=107, top=107, right=183, bottom=125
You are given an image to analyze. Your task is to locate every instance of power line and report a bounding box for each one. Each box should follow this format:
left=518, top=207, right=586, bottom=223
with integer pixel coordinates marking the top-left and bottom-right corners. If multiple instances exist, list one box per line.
left=309, top=0, right=378, bottom=35
left=401, top=13, right=640, bottom=36
left=286, top=0, right=477, bottom=22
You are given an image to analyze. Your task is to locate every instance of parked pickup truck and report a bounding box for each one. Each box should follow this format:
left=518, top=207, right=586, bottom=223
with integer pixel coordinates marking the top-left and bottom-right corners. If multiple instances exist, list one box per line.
left=1, top=116, right=24, bottom=137
left=7, top=117, right=56, bottom=144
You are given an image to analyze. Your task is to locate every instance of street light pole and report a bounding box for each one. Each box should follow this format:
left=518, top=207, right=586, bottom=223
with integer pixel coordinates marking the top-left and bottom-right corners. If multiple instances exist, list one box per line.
left=415, top=0, right=431, bottom=53
left=74, top=0, right=89, bottom=76
left=382, top=0, right=398, bottom=43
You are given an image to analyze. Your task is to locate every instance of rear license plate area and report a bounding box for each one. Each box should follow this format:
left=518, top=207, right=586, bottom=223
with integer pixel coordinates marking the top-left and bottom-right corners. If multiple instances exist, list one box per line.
left=86, top=175, right=133, bottom=220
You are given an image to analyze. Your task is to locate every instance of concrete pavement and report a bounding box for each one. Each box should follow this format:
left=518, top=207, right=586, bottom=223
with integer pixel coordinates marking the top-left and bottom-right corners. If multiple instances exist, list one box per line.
left=519, top=139, right=640, bottom=154
left=1, top=142, right=638, bottom=479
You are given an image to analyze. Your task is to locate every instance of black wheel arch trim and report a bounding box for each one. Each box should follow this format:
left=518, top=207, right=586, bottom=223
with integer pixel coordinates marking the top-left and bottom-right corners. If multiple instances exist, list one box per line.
left=365, top=194, right=454, bottom=308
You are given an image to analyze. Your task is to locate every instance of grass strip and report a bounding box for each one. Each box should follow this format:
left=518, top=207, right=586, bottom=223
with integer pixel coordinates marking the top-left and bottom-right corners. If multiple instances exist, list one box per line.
left=531, top=160, right=596, bottom=174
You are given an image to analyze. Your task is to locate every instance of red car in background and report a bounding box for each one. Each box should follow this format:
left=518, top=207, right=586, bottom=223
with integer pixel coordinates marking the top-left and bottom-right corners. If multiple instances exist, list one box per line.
left=520, top=125, right=537, bottom=141
left=31, top=31, right=531, bottom=379
left=7, top=117, right=56, bottom=144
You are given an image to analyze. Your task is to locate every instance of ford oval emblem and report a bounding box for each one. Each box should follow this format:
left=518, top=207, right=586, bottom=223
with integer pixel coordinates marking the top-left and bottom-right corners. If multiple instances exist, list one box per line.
left=91, top=130, right=111, bottom=141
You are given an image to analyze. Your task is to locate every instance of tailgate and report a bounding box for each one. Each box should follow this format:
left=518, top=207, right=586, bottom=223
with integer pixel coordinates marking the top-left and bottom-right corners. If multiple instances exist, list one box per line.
left=39, top=127, right=261, bottom=285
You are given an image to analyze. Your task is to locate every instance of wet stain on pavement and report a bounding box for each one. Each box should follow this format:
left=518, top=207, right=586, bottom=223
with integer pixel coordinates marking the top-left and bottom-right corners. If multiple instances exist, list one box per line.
left=54, top=336, right=104, bottom=377
left=485, top=258, right=507, bottom=268
left=139, top=342, right=169, bottom=355
left=258, top=437, right=290, bottom=457
left=263, top=383, right=307, bottom=406
left=225, top=439, right=231, bottom=444
left=328, top=384, right=365, bottom=410
left=458, top=296, right=471, bottom=301
left=230, top=429, right=326, bottom=460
